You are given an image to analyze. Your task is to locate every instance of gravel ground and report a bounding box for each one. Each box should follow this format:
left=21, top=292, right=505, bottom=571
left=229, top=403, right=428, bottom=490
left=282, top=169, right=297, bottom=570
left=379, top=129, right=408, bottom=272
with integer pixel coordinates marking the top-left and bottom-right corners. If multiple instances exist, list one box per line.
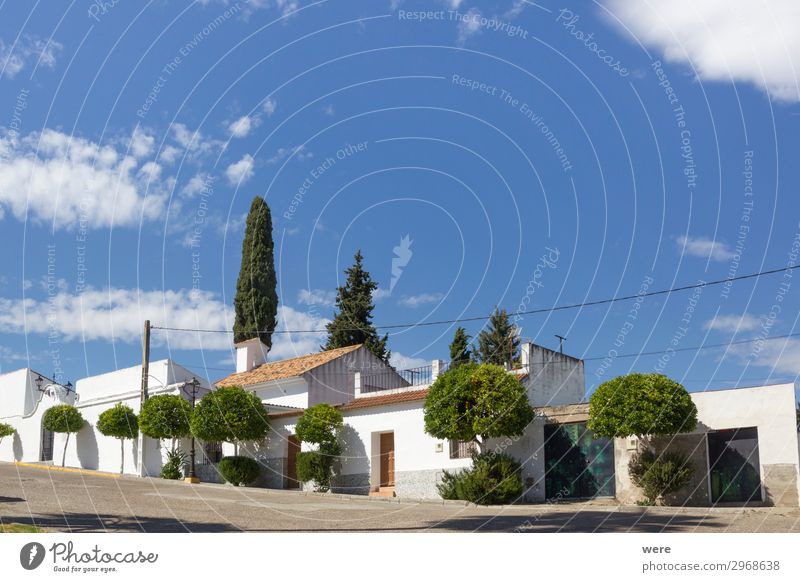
left=2, top=463, right=799, bottom=533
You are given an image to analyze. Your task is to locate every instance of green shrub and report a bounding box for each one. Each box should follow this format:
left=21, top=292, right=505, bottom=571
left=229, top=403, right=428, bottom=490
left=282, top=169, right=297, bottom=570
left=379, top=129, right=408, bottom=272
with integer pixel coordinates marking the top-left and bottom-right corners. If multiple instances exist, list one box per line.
left=295, top=404, right=343, bottom=444
left=161, top=448, right=186, bottom=480
left=139, top=395, right=191, bottom=450
left=42, top=404, right=84, bottom=433
left=295, top=441, right=340, bottom=492
left=629, top=449, right=695, bottom=505
left=190, top=386, right=269, bottom=451
left=218, top=455, right=260, bottom=486
left=0, top=422, right=15, bottom=441
left=438, top=452, right=523, bottom=505
left=588, top=373, right=698, bottom=439
left=436, top=470, right=460, bottom=500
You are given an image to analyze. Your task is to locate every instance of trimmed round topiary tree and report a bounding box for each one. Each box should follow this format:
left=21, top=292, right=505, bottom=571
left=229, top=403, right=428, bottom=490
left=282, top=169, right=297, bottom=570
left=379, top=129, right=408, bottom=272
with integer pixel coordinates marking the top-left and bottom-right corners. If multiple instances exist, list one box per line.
left=190, top=386, right=269, bottom=454
left=218, top=455, right=260, bottom=486
left=96, top=403, right=139, bottom=474
left=424, top=363, right=534, bottom=453
left=139, top=394, right=191, bottom=452
left=588, top=373, right=698, bottom=505
left=588, top=373, right=698, bottom=439
left=42, top=404, right=84, bottom=467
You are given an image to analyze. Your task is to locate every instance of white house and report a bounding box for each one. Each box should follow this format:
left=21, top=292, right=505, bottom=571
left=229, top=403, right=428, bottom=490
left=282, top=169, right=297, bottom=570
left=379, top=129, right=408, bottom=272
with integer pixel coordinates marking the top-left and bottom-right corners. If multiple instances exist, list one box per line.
left=0, top=360, right=210, bottom=476
left=60, top=359, right=211, bottom=476
left=0, top=369, right=76, bottom=464
left=217, top=341, right=586, bottom=498
left=214, top=340, right=800, bottom=506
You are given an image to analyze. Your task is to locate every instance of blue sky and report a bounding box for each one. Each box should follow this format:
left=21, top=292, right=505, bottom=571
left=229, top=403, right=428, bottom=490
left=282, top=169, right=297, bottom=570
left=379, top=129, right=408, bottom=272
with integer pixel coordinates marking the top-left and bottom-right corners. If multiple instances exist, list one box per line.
left=1, top=0, right=799, bottom=396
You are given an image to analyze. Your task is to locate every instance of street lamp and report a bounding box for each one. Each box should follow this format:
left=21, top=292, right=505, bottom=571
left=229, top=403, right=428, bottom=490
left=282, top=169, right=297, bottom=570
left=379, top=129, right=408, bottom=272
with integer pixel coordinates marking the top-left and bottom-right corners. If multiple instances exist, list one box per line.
left=182, top=377, right=202, bottom=484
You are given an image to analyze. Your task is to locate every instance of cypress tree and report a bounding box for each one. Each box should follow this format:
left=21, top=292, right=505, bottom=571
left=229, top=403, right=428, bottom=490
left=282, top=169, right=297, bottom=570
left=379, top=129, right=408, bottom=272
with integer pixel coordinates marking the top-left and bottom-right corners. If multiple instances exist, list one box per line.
left=233, top=197, right=279, bottom=348
left=477, top=308, right=520, bottom=367
left=324, top=250, right=389, bottom=361
left=448, top=327, right=472, bottom=368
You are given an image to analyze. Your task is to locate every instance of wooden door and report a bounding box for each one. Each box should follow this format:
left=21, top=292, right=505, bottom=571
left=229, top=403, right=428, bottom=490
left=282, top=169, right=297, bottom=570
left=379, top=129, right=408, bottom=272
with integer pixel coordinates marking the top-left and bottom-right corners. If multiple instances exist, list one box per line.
left=379, top=432, right=395, bottom=487
left=286, top=435, right=301, bottom=488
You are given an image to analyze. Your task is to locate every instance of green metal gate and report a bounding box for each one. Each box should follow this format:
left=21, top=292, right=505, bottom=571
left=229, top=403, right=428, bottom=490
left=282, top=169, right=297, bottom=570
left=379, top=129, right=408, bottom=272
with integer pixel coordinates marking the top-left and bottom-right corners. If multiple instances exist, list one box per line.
left=544, top=422, right=615, bottom=500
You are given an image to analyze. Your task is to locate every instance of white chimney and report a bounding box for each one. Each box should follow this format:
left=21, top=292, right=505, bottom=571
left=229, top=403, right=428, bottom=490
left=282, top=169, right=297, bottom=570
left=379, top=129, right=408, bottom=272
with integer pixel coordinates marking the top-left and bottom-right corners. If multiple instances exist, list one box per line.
left=235, top=338, right=269, bottom=373
left=431, top=359, right=445, bottom=380
left=521, top=342, right=533, bottom=371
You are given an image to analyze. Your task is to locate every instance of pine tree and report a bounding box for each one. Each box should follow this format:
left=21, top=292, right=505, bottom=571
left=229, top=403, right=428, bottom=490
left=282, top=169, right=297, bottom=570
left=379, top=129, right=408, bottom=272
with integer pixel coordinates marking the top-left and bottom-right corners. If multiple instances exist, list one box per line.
left=324, top=250, right=389, bottom=361
left=477, top=308, right=519, bottom=367
left=233, top=197, right=279, bottom=348
left=448, top=327, right=472, bottom=368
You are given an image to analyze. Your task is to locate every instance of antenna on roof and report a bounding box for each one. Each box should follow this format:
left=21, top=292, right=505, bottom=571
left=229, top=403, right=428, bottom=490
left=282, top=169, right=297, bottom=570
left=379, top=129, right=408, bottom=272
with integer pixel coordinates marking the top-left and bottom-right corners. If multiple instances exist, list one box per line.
left=555, top=334, right=566, bottom=354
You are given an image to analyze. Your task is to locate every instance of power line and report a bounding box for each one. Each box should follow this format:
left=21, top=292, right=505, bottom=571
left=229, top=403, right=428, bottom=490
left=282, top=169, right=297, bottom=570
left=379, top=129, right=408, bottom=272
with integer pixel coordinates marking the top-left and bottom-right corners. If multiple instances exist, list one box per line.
left=152, top=263, right=799, bottom=335
left=582, top=331, right=800, bottom=361
left=179, top=332, right=800, bottom=373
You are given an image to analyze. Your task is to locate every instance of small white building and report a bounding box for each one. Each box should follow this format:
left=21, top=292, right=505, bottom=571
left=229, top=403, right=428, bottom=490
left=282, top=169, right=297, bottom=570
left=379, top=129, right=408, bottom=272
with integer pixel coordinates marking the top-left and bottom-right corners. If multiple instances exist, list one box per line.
left=0, top=369, right=76, bottom=463
left=60, top=359, right=211, bottom=476
left=0, top=360, right=210, bottom=476
left=218, top=341, right=585, bottom=498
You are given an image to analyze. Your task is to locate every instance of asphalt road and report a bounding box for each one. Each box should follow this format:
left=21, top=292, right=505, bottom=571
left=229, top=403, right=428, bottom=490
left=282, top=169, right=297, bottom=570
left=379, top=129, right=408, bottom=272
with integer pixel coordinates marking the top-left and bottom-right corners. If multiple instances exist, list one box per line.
left=1, top=463, right=799, bottom=532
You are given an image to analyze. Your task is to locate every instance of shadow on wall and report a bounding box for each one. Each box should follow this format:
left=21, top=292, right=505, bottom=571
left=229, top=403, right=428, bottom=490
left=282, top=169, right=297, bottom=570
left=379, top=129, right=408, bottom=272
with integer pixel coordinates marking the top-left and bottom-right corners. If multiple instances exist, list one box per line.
left=332, top=424, right=369, bottom=495
left=76, top=426, right=99, bottom=470
left=12, top=432, right=23, bottom=461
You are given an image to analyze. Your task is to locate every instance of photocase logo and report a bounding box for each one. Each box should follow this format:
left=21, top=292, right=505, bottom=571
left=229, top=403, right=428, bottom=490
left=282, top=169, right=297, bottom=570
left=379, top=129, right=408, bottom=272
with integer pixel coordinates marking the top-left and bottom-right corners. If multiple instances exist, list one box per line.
left=19, top=542, right=46, bottom=570
left=389, top=235, right=413, bottom=293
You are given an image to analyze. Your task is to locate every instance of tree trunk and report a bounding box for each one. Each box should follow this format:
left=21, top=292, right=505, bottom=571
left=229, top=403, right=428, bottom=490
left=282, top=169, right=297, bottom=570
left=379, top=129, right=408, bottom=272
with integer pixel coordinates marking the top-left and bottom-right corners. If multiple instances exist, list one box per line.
left=472, top=436, right=485, bottom=455
left=62, top=433, right=69, bottom=467
left=120, top=439, right=125, bottom=474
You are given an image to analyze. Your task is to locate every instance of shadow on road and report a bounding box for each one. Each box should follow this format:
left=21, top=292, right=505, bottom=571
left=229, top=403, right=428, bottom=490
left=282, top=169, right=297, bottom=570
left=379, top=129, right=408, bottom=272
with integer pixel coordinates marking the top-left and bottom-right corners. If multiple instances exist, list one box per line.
left=8, top=512, right=241, bottom=533
left=421, top=510, right=726, bottom=532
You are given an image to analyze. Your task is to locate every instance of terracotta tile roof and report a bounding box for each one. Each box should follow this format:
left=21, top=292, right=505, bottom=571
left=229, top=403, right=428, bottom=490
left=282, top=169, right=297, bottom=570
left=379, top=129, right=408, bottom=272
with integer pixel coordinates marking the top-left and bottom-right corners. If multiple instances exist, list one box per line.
left=216, top=344, right=362, bottom=388
left=267, top=388, right=429, bottom=419
left=339, top=388, right=429, bottom=411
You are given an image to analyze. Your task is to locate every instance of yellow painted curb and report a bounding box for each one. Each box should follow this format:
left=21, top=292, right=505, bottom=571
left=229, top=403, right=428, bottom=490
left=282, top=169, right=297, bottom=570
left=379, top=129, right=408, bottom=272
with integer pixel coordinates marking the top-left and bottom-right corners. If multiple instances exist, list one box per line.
left=14, top=461, right=121, bottom=479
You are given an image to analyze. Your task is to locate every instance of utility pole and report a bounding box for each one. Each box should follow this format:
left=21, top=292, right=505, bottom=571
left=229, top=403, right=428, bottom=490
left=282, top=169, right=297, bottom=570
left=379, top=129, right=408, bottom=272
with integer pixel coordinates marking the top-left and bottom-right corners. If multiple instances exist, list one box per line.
left=138, top=319, right=151, bottom=477
left=555, top=334, right=566, bottom=354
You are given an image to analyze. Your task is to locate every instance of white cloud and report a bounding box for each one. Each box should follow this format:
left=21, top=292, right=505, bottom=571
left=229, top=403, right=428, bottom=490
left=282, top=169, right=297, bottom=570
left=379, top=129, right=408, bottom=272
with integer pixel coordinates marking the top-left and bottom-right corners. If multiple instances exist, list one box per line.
left=676, top=235, right=735, bottom=262
left=269, top=306, right=330, bottom=360
left=0, top=287, right=232, bottom=350
left=389, top=352, right=429, bottom=370
left=398, top=293, right=444, bottom=308
left=262, top=98, right=277, bottom=116
left=457, top=8, right=483, bottom=44
left=168, top=123, right=224, bottom=160
left=372, top=287, right=391, bottom=301
left=225, top=154, right=255, bottom=185
left=0, top=286, right=328, bottom=356
left=731, top=337, right=800, bottom=375
left=1, top=35, right=63, bottom=79
left=297, top=289, right=336, bottom=307
left=705, top=313, right=761, bottom=332
left=0, top=128, right=168, bottom=230
left=266, top=145, right=313, bottom=165
left=603, top=0, right=800, bottom=101
left=228, top=114, right=260, bottom=138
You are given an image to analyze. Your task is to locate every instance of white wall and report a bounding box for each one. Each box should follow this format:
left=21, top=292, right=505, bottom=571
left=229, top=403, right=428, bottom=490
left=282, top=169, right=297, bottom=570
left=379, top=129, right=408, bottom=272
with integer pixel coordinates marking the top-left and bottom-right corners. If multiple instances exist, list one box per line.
left=524, top=343, right=585, bottom=406
left=690, top=383, right=799, bottom=465
left=55, top=359, right=210, bottom=476
left=252, top=377, right=308, bottom=409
